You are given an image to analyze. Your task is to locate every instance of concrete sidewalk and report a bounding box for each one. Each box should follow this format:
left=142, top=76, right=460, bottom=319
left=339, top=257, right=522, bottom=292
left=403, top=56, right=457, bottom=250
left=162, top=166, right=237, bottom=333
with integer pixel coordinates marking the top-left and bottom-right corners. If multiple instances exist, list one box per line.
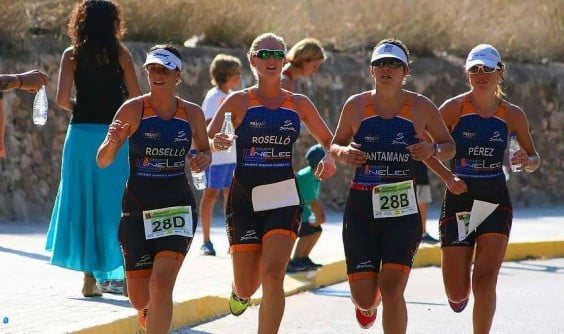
left=1, top=207, right=563, bottom=334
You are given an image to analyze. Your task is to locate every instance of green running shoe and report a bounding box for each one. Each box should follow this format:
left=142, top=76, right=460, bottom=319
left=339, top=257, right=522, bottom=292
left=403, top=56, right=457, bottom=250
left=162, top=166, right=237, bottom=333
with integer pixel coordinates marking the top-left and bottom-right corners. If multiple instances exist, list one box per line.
left=229, top=291, right=250, bottom=316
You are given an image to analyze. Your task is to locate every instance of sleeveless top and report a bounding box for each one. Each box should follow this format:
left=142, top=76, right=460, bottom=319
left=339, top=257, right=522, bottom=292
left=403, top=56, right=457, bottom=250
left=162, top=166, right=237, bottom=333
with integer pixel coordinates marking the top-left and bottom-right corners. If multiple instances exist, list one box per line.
left=128, top=96, right=192, bottom=181
left=234, top=88, right=300, bottom=186
left=352, top=92, right=418, bottom=187
left=450, top=95, right=508, bottom=179
left=71, top=59, right=127, bottom=124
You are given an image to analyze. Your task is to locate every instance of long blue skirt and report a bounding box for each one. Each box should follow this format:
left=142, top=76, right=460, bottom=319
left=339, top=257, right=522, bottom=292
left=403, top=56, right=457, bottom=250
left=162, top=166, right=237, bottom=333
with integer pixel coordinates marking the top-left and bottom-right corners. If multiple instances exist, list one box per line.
left=46, top=123, right=128, bottom=282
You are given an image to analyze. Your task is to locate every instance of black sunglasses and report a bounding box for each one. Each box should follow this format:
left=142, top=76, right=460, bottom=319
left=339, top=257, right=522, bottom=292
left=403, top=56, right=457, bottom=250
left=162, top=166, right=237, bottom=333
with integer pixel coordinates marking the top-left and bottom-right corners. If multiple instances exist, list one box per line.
left=371, top=58, right=405, bottom=69
left=253, top=49, right=285, bottom=60
left=467, top=65, right=500, bottom=74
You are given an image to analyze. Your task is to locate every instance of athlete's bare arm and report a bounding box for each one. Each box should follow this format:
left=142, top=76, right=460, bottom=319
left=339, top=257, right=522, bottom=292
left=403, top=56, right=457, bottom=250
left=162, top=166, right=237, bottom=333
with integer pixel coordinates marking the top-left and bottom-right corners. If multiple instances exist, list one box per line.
left=207, top=90, right=247, bottom=152
left=119, top=45, right=142, bottom=99
left=330, top=94, right=367, bottom=167
left=0, top=70, right=47, bottom=92
left=96, top=97, right=144, bottom=168
left=293, top=93, right=336, bottom=179
left=56, top=47, right=75, bottom=112
left=184, top=101, right=212, bottom=173
left=506, top=103, right=540, bottom=173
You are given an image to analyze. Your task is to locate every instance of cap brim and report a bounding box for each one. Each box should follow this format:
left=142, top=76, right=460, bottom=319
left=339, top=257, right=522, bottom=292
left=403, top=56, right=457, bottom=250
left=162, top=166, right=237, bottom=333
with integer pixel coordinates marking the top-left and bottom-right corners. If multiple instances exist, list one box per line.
left=143, top=56, right=178, bottom=70
left=465, top=59, right=498, bottom=70
left=371, top=54, right=408, bottom=66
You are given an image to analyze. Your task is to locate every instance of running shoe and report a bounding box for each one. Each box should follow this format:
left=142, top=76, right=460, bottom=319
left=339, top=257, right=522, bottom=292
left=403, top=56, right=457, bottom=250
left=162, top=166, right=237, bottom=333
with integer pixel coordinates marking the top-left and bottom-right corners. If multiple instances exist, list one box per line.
left=355, top=307, right=377, bottom=329
left=137, top=308, right=148, bottom=330
left=301, top=257, right=323, bottom=269
left=98, top=280, right=125, bottom=295
left=448, top=298, right=469, bottom=313
left=421, top=233, right=439, bottom=244
left=229, top=291, right=250, bottom=316
left=200, top=241, right=216, bottom=256
left=286, top=258, right=309, bottom=273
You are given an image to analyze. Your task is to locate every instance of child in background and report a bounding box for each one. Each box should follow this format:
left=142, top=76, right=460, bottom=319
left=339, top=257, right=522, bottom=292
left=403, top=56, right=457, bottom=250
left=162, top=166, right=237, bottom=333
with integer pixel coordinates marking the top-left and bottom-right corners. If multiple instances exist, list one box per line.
left=287, top=144, right=327, bottom=272
left=199, top=54, right=242, bottom=256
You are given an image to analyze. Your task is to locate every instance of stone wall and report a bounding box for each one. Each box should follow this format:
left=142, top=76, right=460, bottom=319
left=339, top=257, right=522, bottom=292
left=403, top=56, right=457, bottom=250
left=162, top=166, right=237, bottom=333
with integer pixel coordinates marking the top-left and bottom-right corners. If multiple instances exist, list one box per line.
left=0, top=40, right=562, bottom=222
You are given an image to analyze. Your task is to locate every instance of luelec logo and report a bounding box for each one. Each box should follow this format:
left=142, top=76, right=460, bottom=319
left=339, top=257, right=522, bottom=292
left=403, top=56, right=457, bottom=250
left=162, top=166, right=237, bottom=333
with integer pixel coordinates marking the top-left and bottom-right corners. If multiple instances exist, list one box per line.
left=249, top=119, right=267, bottom=129
left=241, top=229, right=259, bottom=241
left=364, top=133, right=380, bottom=143
left=392, top=132, right=407, bottom=145
left=489, top=131, right=504, bottom=142
left=462, top=131, right=477, bottom=139
left=175, top=130, right=189, bottom=142
left=279, top=119, right=296, bottom=132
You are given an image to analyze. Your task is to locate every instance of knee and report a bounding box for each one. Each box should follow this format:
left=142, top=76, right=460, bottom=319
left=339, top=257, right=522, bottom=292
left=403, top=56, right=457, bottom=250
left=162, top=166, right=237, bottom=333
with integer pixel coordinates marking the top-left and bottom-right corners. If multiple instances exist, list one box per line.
left=149, top=277, right=174, bottom=300
left=472, top=271, right=499, bottom=297
left=380, top=285, right=404, bottom=303
left=261, top=263, right=286, bottom=287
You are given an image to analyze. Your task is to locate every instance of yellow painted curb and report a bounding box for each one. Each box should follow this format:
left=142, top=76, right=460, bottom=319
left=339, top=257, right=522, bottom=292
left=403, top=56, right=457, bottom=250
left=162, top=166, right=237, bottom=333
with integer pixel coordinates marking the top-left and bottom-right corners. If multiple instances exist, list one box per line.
left=70, top=240, right=564, bottom=334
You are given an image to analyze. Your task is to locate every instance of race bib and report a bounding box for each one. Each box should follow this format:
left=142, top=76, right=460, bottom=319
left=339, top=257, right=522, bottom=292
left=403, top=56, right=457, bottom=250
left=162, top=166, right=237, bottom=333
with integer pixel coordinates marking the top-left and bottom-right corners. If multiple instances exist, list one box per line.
left=143, top=206, right=193, bottom=240
left=372, top=180, right=418, bottom=219
left=251, top=178, right=300, bottom=212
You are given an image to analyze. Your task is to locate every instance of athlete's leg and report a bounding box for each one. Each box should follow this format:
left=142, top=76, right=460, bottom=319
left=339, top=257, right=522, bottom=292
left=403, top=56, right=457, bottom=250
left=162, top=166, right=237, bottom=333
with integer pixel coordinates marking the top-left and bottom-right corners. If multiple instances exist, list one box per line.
left=304, top=230, right=321, bottom=255
left=199, top=188, right=219, bottom=243
left=127, top=275, right=150, bottom=311
left=258, top=234, right=294, bottom=334
left=349, top=275, right=381, bottom=311
left=232, top=251, right=262, bottom=298
left=146, top=253, right=183, bottom=334
left=418, top=202, right=428, bottom=234
left=292, top=234, right=313, bottom=259
left=441, top=246, right=473, bottom=302
left=222, top=187, right=230, bottom=212
left=472, top=235, right=508, bottom=334
left=379, top=267, right=409, bottom=334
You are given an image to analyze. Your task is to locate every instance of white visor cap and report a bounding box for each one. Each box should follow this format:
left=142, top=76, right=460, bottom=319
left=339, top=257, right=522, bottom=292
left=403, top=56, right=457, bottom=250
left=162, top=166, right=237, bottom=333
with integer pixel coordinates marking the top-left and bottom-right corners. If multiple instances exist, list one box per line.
left=370, top=43, right=408, bottom=66
left=143, top=49, right=182, bottom=71
left=465, top=44, right=501, bottom=70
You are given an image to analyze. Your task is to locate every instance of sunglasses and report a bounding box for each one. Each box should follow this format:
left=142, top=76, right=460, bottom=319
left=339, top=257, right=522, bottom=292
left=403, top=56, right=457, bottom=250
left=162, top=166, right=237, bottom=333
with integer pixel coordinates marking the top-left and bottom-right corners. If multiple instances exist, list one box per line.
left=371, top=58, right=405, bottom=69
left=467, top=65, right=500, bottom=74
left=253, top=49, right=285, bottom=60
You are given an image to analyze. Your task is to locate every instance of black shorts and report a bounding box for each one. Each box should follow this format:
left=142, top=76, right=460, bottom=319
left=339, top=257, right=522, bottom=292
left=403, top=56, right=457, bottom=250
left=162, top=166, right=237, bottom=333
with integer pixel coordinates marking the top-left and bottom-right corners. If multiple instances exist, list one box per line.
left=439, top=176, right=512, bottom=247
left=298, top=221, right=323, bottom=237
left=343, top=188, right=422, bottom=281
left=226, top=177, right=301, bottom=253
left=119, top=177, right=197, bottom=278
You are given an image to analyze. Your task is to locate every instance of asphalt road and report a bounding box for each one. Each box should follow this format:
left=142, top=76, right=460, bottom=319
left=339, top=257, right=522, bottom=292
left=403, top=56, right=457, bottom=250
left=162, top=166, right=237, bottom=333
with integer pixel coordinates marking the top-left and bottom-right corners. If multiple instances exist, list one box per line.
left=174, top=257, right=564, bottom=334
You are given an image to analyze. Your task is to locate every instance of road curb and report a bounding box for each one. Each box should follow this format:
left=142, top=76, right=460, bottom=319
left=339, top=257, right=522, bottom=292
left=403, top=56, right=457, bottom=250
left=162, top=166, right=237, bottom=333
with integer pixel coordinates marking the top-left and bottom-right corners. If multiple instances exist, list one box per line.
left=70, top=239, right=564, bottom=334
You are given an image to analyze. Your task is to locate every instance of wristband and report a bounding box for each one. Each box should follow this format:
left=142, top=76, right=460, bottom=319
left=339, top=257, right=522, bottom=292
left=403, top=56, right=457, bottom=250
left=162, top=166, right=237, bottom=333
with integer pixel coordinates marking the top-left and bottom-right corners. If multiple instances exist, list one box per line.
left=15, top=75, right=22, bottom=88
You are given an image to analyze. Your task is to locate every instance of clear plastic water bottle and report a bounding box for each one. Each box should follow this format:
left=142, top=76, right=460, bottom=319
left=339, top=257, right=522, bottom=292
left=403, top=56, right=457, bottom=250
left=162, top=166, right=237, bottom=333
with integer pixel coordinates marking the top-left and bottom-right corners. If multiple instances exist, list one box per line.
left=32, top=85, right=48, bottom=126
left=508, top=133, right=522, bottom=173
left=189, top=149, right=207, bottom=190
left=220, top=112, right=235, bottom=152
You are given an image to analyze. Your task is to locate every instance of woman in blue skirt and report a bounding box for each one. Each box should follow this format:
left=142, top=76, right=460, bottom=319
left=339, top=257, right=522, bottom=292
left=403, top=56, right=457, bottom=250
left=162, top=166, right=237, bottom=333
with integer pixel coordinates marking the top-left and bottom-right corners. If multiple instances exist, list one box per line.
left=46, top=0, right=141, bottom=297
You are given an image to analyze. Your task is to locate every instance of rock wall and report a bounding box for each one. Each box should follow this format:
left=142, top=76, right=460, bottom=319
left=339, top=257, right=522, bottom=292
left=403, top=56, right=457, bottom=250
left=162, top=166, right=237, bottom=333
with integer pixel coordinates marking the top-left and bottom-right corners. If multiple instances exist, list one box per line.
left=1, top=40, right=562, bottom=222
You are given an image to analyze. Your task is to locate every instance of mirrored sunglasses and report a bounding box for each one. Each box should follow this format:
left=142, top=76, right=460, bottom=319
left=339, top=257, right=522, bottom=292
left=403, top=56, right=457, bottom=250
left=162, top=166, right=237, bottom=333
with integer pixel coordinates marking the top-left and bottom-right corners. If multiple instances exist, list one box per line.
left=253, top=49, right=285, bottom=60
left=468, top=65, right=500, bottom=74
left=371, top=58, right=405, bottom=69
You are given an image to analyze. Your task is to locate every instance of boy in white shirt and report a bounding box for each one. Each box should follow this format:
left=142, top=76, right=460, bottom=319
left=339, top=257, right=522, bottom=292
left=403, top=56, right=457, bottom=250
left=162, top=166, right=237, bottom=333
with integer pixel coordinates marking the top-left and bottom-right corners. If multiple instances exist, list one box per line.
left=200, top=54, right=242, bottom=255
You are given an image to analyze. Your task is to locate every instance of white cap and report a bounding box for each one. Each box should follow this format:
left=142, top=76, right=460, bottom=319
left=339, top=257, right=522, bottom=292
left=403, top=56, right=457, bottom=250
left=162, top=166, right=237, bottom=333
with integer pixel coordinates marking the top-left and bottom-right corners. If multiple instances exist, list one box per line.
left=465, top=44, right=501, bottom=70
left=143, top=49, right=182, bottom=70
left=370, top=43, right=408, bottom=66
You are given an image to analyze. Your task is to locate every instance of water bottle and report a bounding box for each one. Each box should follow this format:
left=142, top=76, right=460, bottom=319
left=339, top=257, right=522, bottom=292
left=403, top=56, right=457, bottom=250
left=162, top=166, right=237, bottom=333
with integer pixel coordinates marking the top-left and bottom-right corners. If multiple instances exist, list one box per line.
left=508, top=133, right=522, bottom=173
left=189, top=149, right=207, bottom=190
left=220, top=112, right=235, bottom=152
left=33, top=85, right=48, bottom=126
